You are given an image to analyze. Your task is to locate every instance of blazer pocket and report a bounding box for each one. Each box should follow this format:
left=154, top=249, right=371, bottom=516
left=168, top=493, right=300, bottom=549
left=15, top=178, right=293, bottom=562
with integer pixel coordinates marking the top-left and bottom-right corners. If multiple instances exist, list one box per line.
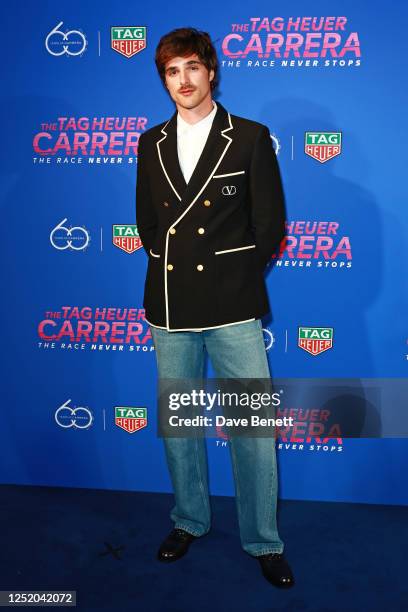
left=212, top=170, right=246, bottom=178
left=149, top=248, right=161, bottom=258
left=214, top=244, right=256, bottom=255
left=214, top=243, right=258, bottom=317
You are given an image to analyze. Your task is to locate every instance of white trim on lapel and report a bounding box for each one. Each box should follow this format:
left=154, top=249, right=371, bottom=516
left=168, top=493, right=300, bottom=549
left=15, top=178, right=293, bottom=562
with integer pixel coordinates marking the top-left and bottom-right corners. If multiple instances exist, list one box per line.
left=156, top=120, right=182, bottom=202
left=163, top=111, right=234, bottom=330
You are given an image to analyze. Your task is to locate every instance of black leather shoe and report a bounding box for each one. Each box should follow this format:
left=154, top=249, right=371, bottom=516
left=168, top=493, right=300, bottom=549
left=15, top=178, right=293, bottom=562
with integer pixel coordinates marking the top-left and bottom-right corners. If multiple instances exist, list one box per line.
left=157, top=528, right=198, bottom=562
left=257, top=552, right=295, bottom=588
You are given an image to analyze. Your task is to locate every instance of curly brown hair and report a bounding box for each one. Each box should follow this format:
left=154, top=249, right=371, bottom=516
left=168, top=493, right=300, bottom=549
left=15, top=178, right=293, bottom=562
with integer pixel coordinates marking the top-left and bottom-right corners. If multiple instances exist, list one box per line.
left=155, top=27, right=219, bottom=92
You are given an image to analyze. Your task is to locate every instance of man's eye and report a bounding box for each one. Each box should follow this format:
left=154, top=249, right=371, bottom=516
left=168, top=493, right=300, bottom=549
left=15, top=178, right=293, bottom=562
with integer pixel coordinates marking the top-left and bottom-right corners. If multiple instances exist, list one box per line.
left=190, top=66, right=198, bottom=70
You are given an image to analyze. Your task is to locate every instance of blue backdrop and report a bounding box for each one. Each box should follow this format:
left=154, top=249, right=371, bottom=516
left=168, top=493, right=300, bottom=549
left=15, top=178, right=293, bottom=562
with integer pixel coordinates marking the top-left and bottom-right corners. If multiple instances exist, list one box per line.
left=1, top=1, right=407, bottom=505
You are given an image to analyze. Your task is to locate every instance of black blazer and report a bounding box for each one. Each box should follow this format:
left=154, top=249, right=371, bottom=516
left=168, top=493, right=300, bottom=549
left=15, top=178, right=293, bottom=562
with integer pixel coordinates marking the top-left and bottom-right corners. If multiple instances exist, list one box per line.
left=136, top=101, right=286, bottom=331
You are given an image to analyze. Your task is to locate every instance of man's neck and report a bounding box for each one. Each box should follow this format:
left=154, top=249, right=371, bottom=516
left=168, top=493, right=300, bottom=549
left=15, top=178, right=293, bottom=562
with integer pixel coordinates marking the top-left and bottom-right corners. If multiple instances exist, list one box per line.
left=176, top=97, right=215, bottom=125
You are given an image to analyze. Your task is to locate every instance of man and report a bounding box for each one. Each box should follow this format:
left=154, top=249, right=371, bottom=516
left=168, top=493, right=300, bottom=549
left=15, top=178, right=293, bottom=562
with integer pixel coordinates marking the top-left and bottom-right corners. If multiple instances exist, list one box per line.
left=136, top=27, right=294, bottom=588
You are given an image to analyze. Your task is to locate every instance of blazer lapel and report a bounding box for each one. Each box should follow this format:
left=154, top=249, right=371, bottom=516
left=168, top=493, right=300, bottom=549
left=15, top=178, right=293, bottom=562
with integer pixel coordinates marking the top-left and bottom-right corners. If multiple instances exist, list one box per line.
left=156, top=102, right=233, bottom=223
left=156, top=110, right=187, bottom=202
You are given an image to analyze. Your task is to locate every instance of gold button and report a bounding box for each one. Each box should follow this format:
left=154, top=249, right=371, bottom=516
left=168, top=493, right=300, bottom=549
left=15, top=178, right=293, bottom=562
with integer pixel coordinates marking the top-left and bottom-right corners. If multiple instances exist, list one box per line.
left=163, top=201, right=169, bottom=207
left=197, top=264, right=204, bottom=271
left=167, top=264, right=174, bottom=271
left=169, top=228, right=176, bottom=234
left=203, top=199, right=211, bottom=206
left=198, top=227, right=205, bottom=234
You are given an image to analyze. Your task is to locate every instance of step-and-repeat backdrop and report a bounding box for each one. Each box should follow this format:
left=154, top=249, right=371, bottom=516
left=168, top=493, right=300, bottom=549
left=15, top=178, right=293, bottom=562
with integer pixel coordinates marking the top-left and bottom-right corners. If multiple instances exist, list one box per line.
left=1, top=1, right=407, bottom=505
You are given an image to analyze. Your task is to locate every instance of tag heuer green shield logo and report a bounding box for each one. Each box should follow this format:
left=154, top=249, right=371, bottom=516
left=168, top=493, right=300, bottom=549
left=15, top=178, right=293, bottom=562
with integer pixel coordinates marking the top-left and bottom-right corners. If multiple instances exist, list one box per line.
left=111, top=27, right=146, bottom=58
left=298, top=327, right=333, bottom=355
left=115, top=407, right=147, bottom=433
left=113, top=225, right=142, bottom=253
left=305, top=132, right=342, bottom=163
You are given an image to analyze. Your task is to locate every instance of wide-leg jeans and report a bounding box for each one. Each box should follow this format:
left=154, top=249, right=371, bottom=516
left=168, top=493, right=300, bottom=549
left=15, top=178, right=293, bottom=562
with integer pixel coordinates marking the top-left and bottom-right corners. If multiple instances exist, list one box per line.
left=149, top=319, right=284, bottom=556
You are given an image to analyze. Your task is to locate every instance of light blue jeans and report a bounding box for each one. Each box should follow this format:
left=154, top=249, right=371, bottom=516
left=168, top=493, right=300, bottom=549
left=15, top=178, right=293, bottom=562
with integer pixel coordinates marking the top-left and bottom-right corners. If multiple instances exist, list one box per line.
left=149, top=319, right=284, bottom=556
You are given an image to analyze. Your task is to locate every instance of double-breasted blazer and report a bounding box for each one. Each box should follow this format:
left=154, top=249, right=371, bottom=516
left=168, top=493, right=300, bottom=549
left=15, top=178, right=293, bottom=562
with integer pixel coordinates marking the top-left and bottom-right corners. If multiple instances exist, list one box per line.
left=135, top=101, right=286, bottom=332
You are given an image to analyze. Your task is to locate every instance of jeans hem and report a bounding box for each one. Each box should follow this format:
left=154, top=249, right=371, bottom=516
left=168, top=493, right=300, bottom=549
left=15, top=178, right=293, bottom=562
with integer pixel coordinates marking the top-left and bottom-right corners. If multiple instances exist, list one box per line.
left=247, top=547, right=285, bottom=557
left=174, top=522, right=209, bottom=537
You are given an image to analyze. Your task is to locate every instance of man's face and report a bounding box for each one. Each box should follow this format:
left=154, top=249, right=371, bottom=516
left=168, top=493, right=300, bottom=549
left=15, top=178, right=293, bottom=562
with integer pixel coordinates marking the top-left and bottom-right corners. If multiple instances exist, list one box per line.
left=164, top=53, right=214, bottom=110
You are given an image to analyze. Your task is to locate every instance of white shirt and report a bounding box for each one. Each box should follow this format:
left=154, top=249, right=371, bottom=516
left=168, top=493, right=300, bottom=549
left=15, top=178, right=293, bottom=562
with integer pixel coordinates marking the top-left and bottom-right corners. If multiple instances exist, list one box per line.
left=177, top=101, right=218, bottom=183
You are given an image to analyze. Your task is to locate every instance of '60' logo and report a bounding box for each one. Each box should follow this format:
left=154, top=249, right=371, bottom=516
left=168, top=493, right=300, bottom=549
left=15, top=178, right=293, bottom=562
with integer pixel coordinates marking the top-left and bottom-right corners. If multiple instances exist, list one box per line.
left=50, top=218, right=90, bottom=251
left=55, top=399, right=93, bottom=429
left=45, top=21, right=88, bottom=57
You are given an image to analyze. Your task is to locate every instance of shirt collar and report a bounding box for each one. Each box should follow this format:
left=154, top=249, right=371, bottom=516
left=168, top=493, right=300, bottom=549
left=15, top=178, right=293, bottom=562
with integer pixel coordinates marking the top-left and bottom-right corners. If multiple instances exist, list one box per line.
left=177, top=101, right=218, bottom=134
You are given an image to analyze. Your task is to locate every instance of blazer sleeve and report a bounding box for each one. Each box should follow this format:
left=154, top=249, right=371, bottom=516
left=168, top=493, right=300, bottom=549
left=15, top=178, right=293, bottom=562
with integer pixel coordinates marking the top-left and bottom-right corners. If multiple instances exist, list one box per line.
left=136, top=132, right=158, bottom=255
left=248, top=125, right=286, bottom=271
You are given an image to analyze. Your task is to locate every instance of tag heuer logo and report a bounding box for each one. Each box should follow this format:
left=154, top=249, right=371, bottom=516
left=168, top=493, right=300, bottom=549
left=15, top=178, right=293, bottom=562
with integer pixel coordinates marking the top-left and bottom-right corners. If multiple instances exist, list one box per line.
left=111, top=27, right=146, bottom=58
left=115, top=407, right=147, bottom=433
left=298, top=327, right=333, bottom=355
left=305, top=132, right=342, bottom=163
left=113, top=225, right=143, bottom=253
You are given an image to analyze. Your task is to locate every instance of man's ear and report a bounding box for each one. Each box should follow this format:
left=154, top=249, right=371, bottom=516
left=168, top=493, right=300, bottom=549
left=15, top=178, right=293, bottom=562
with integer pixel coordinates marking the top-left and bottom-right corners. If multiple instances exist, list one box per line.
left=209, top=69, right=215, bottom=83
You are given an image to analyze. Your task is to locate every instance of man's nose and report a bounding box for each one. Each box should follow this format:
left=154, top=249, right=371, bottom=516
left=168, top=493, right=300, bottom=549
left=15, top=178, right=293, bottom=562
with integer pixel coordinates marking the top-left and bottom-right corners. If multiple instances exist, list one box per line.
left=178, top=70, right=191, bottom=87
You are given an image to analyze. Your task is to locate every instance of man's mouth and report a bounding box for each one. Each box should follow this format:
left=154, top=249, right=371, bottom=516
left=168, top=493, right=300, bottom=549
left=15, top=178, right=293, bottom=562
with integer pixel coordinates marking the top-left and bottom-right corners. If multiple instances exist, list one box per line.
left=179, top=89, right=194, bottom=95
